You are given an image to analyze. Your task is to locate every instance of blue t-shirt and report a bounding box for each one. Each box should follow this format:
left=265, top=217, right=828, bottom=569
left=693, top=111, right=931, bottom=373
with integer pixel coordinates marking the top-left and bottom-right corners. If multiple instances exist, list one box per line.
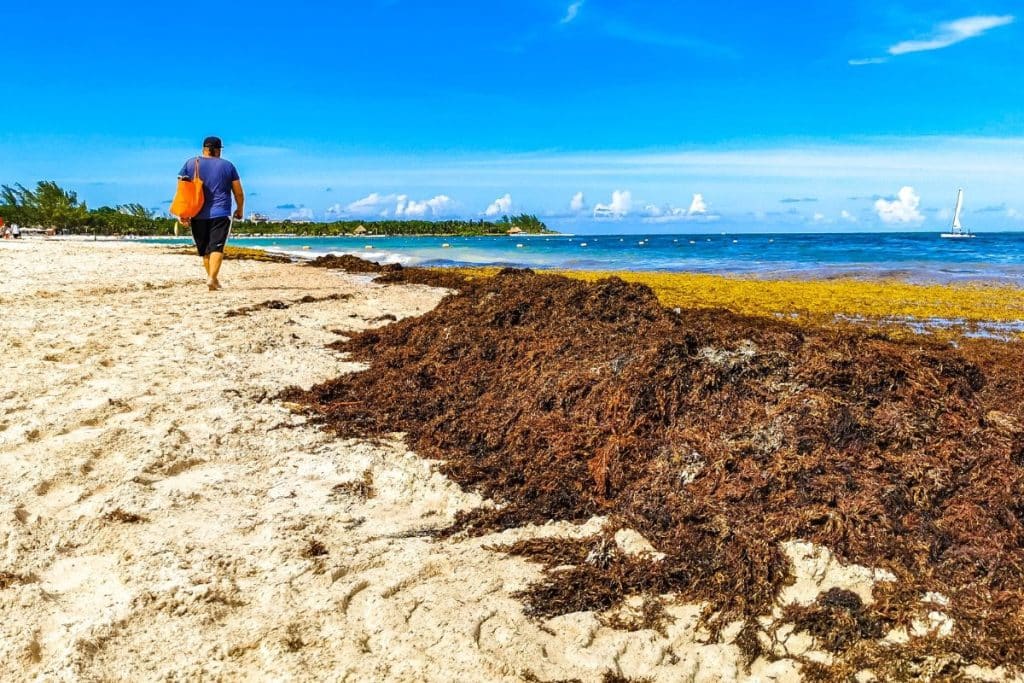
left=178, top=156, right=240, bottom=219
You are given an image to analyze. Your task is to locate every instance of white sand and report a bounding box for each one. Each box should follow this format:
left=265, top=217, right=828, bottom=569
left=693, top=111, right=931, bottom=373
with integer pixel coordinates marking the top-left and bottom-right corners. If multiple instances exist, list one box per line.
left=0, top=239, right=921, bottom=681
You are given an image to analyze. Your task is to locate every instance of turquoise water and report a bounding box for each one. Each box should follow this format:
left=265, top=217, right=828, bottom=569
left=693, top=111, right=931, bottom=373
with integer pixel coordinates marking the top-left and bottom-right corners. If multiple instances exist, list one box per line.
left=152, top=232, right=1024, bottom=284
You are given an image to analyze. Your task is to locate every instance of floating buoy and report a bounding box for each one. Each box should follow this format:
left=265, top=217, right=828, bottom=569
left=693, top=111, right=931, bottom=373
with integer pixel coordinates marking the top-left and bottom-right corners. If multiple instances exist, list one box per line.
left=365, top=245, right=374, bottom=250
left=441, top=243, right=450, bottom=248
left=733, top=239, right=738, bottom=244
left=580, top=242, right=588, bottom=247
left=516, top=244, right=524, bottom=248
left=689, top=240, right=696, bottom=244
left=302, top=245, right=311, bottom=250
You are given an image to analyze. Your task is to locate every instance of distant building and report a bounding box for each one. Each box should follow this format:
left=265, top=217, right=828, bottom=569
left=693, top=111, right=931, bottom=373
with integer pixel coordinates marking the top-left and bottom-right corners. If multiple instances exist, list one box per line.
left=353, top=225, right=368, bottom=235
left=507, top=226, right=523, bottom=235
left=248, top=212, right=270, bottom=224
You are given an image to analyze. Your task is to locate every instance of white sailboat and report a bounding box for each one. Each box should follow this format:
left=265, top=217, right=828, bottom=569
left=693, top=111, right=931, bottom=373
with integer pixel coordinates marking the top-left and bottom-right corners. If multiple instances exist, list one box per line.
left=940, top=188, right=975, bottom=239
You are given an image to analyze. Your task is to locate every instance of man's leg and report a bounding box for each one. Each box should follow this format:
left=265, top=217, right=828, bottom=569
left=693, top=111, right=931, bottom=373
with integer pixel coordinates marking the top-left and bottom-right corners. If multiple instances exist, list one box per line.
left=204, top=218, right=231, bottom=290
left=191, top=220, right=212, bottom=284
left=207, top=251, right=224, bottom=290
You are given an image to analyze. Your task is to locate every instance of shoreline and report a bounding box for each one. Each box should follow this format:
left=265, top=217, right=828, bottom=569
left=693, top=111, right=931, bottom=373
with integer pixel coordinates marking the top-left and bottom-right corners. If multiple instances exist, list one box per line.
left=180, top=240, right=1024, bottom=338
left=37, top=233, right=1024, bottom=335
left=58, top=231, right=1024, bottom=289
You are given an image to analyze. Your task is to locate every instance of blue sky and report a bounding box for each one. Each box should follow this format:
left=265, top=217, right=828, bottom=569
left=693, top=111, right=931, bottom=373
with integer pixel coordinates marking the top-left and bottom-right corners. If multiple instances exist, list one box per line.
left=2, top=0, right=1023, bottom=232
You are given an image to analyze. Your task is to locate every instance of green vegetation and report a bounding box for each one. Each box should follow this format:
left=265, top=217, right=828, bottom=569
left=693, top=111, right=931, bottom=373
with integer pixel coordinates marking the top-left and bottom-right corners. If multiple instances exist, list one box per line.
left=230, top=214, right=552, bottom=237
left=2, top=182, right=91, bottom=232
left=1, top=181, right=176, bottom=235
left=0, top=180, right=554, bottom=236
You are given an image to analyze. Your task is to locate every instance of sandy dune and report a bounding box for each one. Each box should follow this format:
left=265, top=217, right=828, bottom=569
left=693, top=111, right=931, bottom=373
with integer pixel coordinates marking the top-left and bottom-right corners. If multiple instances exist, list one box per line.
left=0, top=240, right=925, bottom=682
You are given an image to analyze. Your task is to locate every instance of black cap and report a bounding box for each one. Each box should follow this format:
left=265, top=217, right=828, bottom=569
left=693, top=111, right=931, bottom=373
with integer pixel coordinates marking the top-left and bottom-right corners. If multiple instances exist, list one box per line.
left=203, top=136, right=223, bottom=150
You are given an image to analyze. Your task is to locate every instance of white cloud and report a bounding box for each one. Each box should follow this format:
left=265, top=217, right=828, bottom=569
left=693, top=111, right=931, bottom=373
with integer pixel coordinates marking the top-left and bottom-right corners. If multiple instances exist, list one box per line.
left=347, top=192, right=397, bottom=214
left=397, top=194, right=454, bottom=218
left=642, top=206, right=688, bottom=222
left=288, top=207, right=314, bottom=221
left=428, top=196, right=454, bottom=214
left=346, top=192, right=455, bottom=218
left=849, top=57, right=888, bottom=66
left=325, top=203, right=345, bottom=216
left=570, top=191, right=586, bottom=212
left=688, top=193, right=708, bottom=215
left=813, top=212, right=827, bottom=223
left=593, top=190, right=632, bottom=218
left=1008, top=208, right=1023, bottom=220
left=561, top=1, right=584, bottom=25
left=849, top=15, right=1013, bottom=67
left=484, top=193, right=512, bottom=217
left=875, top=186, right=924, bottom=224
left=889, top=15, right=1014, bottom=55
left=841, top=210, right=858, bottom=223
left=640, top=194, right=719, bottom=223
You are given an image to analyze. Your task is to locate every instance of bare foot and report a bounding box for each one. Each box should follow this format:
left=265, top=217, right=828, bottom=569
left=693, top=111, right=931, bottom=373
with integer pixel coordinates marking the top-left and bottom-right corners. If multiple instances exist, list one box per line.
left=207, top=279, right=221, bottom=291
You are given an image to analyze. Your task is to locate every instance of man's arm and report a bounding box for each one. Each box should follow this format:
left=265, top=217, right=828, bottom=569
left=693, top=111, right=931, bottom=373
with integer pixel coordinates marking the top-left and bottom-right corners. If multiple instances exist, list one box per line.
left=231, top=179, right=245, bottom=220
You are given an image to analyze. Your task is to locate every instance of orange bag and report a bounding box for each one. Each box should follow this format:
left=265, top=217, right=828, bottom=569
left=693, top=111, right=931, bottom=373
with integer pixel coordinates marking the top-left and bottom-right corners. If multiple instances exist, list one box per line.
left=170, top=157, right=205, bottom=220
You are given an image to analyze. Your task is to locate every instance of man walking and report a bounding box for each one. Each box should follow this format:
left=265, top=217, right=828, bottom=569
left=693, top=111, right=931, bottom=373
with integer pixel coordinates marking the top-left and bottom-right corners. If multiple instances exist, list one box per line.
left=178, top=136, right=244, bottom=290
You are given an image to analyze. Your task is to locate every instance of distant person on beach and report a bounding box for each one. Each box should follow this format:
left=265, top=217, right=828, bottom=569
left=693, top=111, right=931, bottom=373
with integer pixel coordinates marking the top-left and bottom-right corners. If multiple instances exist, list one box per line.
left=178, top=136, right=244, bottom=291
left=11, top=224, right=20, bottom=239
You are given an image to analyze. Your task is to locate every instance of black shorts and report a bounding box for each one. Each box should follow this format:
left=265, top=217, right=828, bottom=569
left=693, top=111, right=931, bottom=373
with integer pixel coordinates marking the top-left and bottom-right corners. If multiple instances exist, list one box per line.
left=190, top=217, right=231, bottom=256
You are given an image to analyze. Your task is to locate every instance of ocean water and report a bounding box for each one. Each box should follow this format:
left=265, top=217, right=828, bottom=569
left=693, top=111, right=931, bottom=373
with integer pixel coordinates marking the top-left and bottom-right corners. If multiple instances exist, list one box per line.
left=154, top=232, right=1024, bottom=284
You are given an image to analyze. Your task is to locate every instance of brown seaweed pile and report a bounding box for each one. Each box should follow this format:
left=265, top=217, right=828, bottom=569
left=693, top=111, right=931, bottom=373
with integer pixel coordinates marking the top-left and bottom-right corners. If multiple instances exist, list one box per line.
left=287, top=268, right=1024, bottom=677
left=306, top=254, right=403, bottom=272
left=374, top=266, right=471, bottom=289
left=225, top=293, right=352, bottom=317
left=306, top=254, right=472, bottom=289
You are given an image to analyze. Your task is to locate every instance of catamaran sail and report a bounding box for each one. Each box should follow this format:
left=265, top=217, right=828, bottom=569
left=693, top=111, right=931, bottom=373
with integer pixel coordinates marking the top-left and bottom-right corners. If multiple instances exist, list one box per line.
left=952, top=189, right=964, bottom=231
left=941, top=188, right=975, bottom=239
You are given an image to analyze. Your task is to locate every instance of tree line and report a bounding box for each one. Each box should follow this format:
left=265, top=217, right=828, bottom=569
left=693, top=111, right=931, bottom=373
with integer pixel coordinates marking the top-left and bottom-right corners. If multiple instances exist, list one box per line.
left=0, top=181, right=553, bottom=236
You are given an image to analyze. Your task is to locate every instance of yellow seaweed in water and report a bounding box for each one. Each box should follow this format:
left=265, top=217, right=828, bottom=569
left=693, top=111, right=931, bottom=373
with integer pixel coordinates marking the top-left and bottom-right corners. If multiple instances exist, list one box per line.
left=453, top=267, right=1024, bottom=339
left=220, top=246, right=290, bottom=263
left=585, top=272, right=1024, bottom=323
